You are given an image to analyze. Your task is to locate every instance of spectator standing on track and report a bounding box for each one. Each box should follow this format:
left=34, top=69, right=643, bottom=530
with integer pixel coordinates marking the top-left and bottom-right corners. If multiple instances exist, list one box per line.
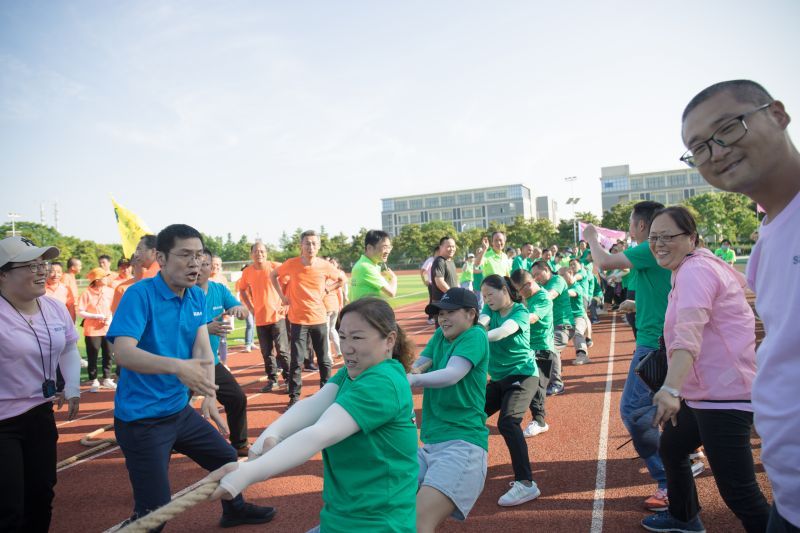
left=479, top=274, right=541, bottom=507
left=713, top=239, right=737, bottom=266
left=111, top=257, right=133, bottom=288
left=111, top=254, right=142, bottom=314
left=563, top=265, right=591, bottom=366
left=0, top=237, right=81, bottom=533
left=197, top=248, right=252, bottom=457
left=271, top=230, right=347, bottom=406
left=430, top=236, right=458, bottom=304
left=77, top=267, right=116, bottom=393
left=240, top=242, right=289, bottom=393
left=460, top=253, right=475, bottom=290
left=408, top=287, right=489, bottom=532
left=236, top=266, right=255, bottom=352
left=209, top=254, right=227, bottom=284
left=135, top=234, right=161, bottom=279
left=349, top=229, right=397, bottom=301
left=98, top=254, right=112, bottom=274
left=61, top=256, right=81, bottom=317
left=45, top=260, right=76, bottom=322
left=510, top=269, right=555, bottom=438
left=530, top=260, right=571, bottom=396
left=472, top=250, right=484, bottom=308
left=584, top=200, right=671, bottom=512
left=680, top=79, right=800, bottom=532
left=475, top=232, right=512, bottom=278
left=108, top=224, right=276, bottom=530
left=205, top=297, right=418, bottom=533
left=640, top=206, right=770, bottom=533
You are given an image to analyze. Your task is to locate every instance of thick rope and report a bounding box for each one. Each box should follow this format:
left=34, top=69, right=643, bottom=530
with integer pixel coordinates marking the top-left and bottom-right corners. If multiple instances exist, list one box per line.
left=116, top=482, right=220, bottom=533
left=56, top=423, right=117, bottom=469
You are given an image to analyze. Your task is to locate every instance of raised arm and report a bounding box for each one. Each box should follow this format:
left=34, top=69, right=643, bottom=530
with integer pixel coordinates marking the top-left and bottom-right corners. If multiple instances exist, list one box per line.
left=583, top=224, right=633, bottom=270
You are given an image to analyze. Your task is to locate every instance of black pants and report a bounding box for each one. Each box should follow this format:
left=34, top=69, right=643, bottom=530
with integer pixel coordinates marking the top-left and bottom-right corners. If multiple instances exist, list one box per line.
left=215, top=363, right=248, bottom=449
left=485, top=374, right=537, bottom=481
left=85, top=335, right=112, bottom=380
left=0, top=402, right=58, bottom=533
left=426, top=284, right=435, bottom=319
left=288, top=322, right=331, bottom=400
left=660, top=402, right=770, bottom=532
left=768, top=504, right=800, bottom=533
left=529, top=350, right=555, bottom=424
left=256, top=322, right=290, bottom=382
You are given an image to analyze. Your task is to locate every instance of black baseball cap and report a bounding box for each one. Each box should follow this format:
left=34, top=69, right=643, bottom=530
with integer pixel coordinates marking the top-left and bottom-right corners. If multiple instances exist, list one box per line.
left=425, top=287, right=480, bottom=315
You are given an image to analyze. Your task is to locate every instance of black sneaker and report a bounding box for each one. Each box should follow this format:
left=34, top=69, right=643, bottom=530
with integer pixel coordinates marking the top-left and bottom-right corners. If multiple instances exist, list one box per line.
left=219, top=503, right=277, bottom=528
left=287, top=397, right=298, bottom=408
left=304, top=363, right=319, bottom=371
left=260, top=380, right=274, bottom=393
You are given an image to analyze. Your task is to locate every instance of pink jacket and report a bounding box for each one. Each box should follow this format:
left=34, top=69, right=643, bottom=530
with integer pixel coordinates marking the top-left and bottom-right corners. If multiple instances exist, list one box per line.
left=664, top=247, right=756, bottom=406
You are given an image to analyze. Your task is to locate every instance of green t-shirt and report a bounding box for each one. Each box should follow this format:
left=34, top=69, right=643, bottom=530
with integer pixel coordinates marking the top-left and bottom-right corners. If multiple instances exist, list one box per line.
left=511, top=256, right=533, bottom=273
left=323, top=361, right=418, bottom=532
left=714, top=247, right=736, bottom=264
left=481, top=302, right=537, bottom=381
left=349, top=254, right=388, bottom=301
left=579, top=249, right=592, bottom=264
left=459, top=262, right=474, bottom=283
left=547, top=259, right=559, bottom=273
left=472, top=264, right=484, bottom=291
left=419, top=326, right=490, bottom=450
left=623, top=241, right=671, bottom=348
left=525, top=289, right=554, bottom=351
left=481, top=248, right=511, bottom=277
left=568, top=281, right=588, bottom=318
left=545, top=275, right=572, bottom=326
left=621, top=268, right=637, bottom=291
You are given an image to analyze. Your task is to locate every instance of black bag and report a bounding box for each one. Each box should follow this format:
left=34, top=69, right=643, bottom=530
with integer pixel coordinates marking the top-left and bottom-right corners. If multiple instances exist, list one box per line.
left=634, top=336, right=668, bottom=393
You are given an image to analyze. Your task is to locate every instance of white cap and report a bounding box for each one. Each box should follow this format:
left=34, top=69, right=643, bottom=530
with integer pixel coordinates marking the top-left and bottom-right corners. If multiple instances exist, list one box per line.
left=0, top=236, right=60, bottom=269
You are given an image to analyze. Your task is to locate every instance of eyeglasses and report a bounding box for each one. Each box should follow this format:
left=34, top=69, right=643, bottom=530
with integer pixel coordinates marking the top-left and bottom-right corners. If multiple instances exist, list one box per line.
left=648, top=232, right=688, bottom=245
left=680, top=103, right=771, bottom=168
left=168, top=252, right=206, bottom=264
left=5, top=261, right=51, bottom=273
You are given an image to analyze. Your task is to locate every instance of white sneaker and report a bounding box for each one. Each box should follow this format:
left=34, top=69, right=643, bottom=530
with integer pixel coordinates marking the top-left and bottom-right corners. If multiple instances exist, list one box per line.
left=523, top=421, right=550, bottom=437
left=89, top=379, right=100, bottom=393
left=689, top=449, right=705, bottom=461
left=245, top=344, right=254, bottom=352
left=498, top=480, right=541, bottom=507
left=80, top=358, right=88, bottom=368
left=101, top=378, right=117, bottom=390
left=691, top=460, right=705, bottom=477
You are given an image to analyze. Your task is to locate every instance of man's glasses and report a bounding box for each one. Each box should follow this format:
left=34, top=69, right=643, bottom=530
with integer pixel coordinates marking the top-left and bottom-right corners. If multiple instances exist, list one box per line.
left=680, top=103, right=771, bottom=168
left=168, top=252, right=206, bottom=264
left=648, top=233, right=687, bottom=245
left=6, top=261, right=51, bottom=273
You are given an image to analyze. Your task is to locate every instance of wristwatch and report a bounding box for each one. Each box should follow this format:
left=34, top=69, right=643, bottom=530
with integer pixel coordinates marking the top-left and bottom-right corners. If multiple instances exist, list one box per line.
left=660, top=385, right=680, bottom=398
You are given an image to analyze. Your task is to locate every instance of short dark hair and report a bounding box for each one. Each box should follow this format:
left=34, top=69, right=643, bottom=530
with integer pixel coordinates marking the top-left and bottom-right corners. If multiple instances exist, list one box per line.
left=98, top=254, right=111, bottom=263
left=651, top=206, right=698, bottom=246
left=139, top=234, right=157, bottom=250
left=203, top=247, right=214, bottom=258
left=67, top=257, right=81, bottom=269
left=531, top=259, right=553, bottom=273
left=117, top=258, right=130, bottom=268
left=721, top=238, right=732, bottom=245
left=51, top=261, right=64, bottom=269
left=632, top=201, right=665, bottom=231
left=491, top=231, right=505, bottom=239
left=480, top=274, right=521, bottom=303
left=338, top=297, right=414, bottom=371
left=250, top=241, right=267, bottom=253
left=510, top=267, right=532, bottom=286
left=364, top=230, right=390, bottom=249
left=300, top=230, right=319, bottom=241
left=683, top=80, right=774, bottom=122
left=439, top=235, right=455, bottom=246
left=156, top=224, right=203, bottom=255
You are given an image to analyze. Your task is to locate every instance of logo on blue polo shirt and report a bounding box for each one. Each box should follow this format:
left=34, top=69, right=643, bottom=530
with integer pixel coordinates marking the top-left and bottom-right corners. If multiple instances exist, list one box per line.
left=193, top=311, right=203, bottom=317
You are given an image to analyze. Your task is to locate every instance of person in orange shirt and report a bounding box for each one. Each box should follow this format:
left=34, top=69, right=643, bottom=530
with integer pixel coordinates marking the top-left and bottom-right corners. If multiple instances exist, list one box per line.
left=45, top=261, right=76, bottom=322
left=136, top=234, right=161, bottom=279
left=61, top=257, right=81, bottom=317
left=111, top=257, right=133, bottom=288
left=111, top=254, right=143, bottom=314
left=77, top=267, right=115, bottom=392
left=98, top=254, right=112, bottom=274
left=240, top=243, right=290, bottom=393
left=271, top=230, right=346, bottom=405
left=210, top=255, right=227, bottom=284
left=323, top=256, right=345, bottom=359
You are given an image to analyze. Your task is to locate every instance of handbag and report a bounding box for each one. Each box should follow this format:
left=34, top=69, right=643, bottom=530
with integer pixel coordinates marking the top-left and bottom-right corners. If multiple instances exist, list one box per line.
left=634, top=336, right=668, bottom=393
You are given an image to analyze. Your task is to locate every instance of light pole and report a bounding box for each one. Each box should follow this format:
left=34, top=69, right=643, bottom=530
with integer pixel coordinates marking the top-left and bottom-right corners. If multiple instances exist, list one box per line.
left=7, top=212, right=21, bottom=237
left=564, top=176, right=580, bottom=247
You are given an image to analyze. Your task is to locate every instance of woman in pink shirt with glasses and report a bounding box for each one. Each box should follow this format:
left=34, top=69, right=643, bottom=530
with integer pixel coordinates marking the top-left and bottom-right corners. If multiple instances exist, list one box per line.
left=642, top=206, right=769, bottom=533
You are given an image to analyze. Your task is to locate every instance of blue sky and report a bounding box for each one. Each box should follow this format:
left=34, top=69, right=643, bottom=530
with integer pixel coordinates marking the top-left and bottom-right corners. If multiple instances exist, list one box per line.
left=2, top=1, right=798, bottom=246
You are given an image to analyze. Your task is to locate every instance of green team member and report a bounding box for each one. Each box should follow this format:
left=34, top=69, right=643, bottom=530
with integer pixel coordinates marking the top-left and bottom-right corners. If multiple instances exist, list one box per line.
left=475, top=232, right=511, bottom=277
left=408, top=287, right=489, bottom=532
left=511, top=243, right=535, bottom=273
left=206, top=297, right=418, bottom=533
left=459, top=253, right=475, bottom=289
left=714, top=239, right=737, bottom=265
left=510, top=269, right=555, bottom=438
left=478, top=275, right=541, bottom=507
left=349, top=230, right=397, bottom=301
left=531, top=260, right=571, bottom=395
left=564, top=263, right=591, bottom=365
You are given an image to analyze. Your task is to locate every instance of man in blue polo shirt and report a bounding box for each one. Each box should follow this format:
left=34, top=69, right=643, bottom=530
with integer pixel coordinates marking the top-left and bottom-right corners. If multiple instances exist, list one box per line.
left=108, top=224, right=275, bottom=529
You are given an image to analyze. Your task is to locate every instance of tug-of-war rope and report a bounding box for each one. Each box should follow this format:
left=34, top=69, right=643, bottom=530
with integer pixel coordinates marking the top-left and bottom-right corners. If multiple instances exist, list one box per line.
left=114, top=482, right=221, bottom=533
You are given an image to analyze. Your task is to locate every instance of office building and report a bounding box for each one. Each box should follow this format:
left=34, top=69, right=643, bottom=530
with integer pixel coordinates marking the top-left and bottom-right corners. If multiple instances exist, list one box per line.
left=600, top=164, right=718, bottom=212
left=535, top=196, right=558, bottom=225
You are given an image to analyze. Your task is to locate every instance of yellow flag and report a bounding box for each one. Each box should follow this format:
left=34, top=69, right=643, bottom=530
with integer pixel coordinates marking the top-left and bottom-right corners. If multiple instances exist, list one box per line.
left=111, top=198, right=152, bottom=258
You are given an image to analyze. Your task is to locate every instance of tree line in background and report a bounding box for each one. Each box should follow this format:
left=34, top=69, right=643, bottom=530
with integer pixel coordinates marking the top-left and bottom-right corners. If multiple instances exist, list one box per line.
left=3, top=191, right=759, bottom=274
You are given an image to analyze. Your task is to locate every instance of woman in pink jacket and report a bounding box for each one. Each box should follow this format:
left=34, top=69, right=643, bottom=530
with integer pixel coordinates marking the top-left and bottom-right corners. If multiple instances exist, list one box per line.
left=642, top=206, right=769, bottom=533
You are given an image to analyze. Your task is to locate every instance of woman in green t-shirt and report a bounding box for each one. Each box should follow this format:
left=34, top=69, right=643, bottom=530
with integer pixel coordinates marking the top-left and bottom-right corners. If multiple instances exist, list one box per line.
left=478, top=275, right=541, bottom=507
left=408, top=287, right=490, bottom=532
left=203, top=297, right=419, bottom=533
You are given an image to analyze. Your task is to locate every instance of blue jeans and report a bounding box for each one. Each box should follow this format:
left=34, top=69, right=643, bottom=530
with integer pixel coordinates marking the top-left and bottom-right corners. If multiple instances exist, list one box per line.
left=620, top=344, right=666, bottom=489
left=244, top=313, right=255, bottom=346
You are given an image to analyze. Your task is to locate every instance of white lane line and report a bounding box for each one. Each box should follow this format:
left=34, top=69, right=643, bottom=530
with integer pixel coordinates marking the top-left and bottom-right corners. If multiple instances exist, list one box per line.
left=590, top=314, right=616, bottom=533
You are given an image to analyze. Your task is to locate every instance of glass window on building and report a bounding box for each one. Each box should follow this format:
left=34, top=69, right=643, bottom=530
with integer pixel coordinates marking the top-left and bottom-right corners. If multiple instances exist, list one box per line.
left=630, top=178, right=643, bottom=190
left=409, top=213, right=422, bottom=223
left=441, top=196, right=455, bottom=207
left=683, top=188, right=696, bottom=199
left=639, top=192, right=652, bottom=200
left=409, top=198, right=423, bottom=209
left=382, top=199, right=394, bottom=211
left=508, top=185, right=523, bottom=199
left=645, top=175, right=665, bottom=190
left=440, top=210, right=453, bottom=220
left=425, top=197, right=440, bottom=208
left=690, top=172, right=705, bottom=184
left=395, top=200, right=408, bottom=211
left=654, top=193, right=667, bottom=205
left=458, top=193, right=472, bottom=205
left=487, top=189, right=507, bottom=200
left=396, top=214, right=409, bottom=224
left=668, top=174, right=688, bottom=187
left=668, top=191, right=683, bottom=204
left=603, top=176, right=630, bottom=192
left=473, top=192, right=485, bottom=202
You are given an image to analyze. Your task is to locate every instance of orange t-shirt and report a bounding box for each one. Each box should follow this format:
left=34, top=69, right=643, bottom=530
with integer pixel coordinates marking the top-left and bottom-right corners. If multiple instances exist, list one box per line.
left=111, top=273, right=132, bottom=288
left=61, top=272, right=80, bottom=306
left=276, top=257, right=340, bottom=325
left=77, top=285, right=114, bottom=336
left=45, top=282, right=76, bottom=322
left=111, top=278, right=136, bottom=313
left=141, top=262, right=161, bottom=279
left=239, top=262, right=284, bottom=326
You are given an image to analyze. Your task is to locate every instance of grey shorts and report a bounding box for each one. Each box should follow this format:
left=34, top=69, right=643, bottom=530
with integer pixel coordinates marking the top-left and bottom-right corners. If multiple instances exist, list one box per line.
left=418, top=439, right=488, bottom=521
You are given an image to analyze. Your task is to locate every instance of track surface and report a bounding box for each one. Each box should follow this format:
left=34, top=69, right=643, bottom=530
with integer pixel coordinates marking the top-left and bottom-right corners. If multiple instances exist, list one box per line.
left=51, top=301, right=771, bottom=532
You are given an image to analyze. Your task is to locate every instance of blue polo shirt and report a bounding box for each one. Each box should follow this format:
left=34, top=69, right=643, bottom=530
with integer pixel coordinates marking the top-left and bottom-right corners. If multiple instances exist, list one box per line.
left=107, top=273, right=207, bottom=422
left=204, top=281, right=241, bottom=365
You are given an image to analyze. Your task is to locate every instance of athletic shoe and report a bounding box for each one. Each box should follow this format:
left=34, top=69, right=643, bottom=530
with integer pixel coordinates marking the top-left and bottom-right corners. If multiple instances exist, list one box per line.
left=304, top=363, right=319, bottom=371
left=80, top=358, right=88, bottom=368
left=689, top=449, right=705, bottom=461
left=644, top=487, right=669, bottom=512
left=244, top=344, right=254, bottom=352
left=546, top=383, right=564, bottom=396
left=691, top=460, right=705, bottom=478
left=498, top=480, right=541, bottom=507
left=219, top=503, right=277, bottom=528
left=641, top=510, right=706, bottom=532
left=287, top=397, right=298, bottom=408
left=586, top=337, right=594, bottom=347
left=523, top=421, right=549, bottom=437
left=261, top=381, right=274, bottom=393
left=89, top=379, right=100, bottom=393
left=574, top=352, right=590, bottom=365
left=101, top=378, right=117, bottom=390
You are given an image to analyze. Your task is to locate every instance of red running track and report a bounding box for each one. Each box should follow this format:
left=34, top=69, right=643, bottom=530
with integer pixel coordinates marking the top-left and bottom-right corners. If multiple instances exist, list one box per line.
left=50, top=302, right=771, bottom=532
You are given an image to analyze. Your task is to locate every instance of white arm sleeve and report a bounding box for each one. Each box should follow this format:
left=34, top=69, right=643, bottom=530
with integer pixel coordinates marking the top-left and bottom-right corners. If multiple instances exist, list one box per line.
left=408, top=356, right=472, bottom=389
left=219, top=403, right=359, bottom=497
left=478, top=314, right=490, bottom=327
left=412, top=356, right=432, bottom=370
left=250, top=382, right=339, bottom=456
left=60, top=342, right=81, bottom=399
left=78, top=310, right=105, bottom=319
left=487, top=318, right=520, bottom=342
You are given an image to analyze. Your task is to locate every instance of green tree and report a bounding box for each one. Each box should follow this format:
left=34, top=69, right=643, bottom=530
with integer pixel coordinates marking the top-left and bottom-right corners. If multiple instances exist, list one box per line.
left=601, top=200, right=637, bottom=231
left=505, top=217, right=558, bottom=248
